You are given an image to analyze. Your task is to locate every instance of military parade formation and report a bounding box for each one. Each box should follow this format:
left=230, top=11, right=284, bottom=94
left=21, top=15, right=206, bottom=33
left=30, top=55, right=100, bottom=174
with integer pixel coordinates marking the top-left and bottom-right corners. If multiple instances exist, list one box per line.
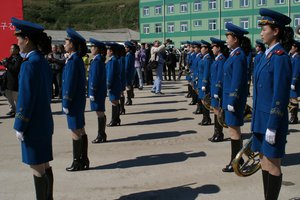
left=0, top=7, right=299, bottom=200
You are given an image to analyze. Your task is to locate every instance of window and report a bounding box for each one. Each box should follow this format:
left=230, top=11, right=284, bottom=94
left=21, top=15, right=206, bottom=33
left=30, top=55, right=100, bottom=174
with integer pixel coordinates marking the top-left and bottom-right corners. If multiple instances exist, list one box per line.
left=194, top=1, right=202, bottom=11
left=209, top=19, right=217, bottom=30
left=180, top=22, right=188, bottom=32
left=295, top=15, right=300, bottom=27
left=257, top=0, right=267, bottom=6
left=143, top=24, right=150, bottom=34
left=194, top=20, right=202, bottom=27
left=224, top=0, right=233, bottom=8
left=275, top=0, right=285, bottom=4
left=224, top=18, right=232, bottom=30
left=180, top=3, right=188, bottom=13
left=209, top=0, right=217, bottom=9
left=167, top=4, right=174, bottom=14
left=257, top=16, right=262, bottom=28
left=167, top=23, right=175, bottom=33
left=155, top=23, right=162, bottom=33
left=155, top=5, right=162, bottom=15
left=240, top=0, right=249, bottom=7
left=143, top=7, right=149, bottom=16
left=240, top=18, right=249, bottom=29
left=295, top=0, right=300, bottom=3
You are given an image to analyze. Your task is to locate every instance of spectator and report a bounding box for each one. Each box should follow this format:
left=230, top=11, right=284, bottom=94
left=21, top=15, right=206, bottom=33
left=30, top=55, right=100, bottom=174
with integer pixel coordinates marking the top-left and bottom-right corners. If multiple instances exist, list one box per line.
left=165, top=48, right=177, bottom=81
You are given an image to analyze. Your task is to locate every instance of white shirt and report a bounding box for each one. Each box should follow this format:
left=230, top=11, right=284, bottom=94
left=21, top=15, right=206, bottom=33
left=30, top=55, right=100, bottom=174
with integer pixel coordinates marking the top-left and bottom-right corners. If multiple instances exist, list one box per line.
left=265, top=42, right=279, bottom=57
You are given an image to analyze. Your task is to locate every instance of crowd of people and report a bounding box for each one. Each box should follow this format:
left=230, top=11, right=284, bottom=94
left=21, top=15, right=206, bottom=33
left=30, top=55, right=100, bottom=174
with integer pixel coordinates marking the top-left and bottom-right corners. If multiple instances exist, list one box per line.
left=0, top=7, right=299, bottom=200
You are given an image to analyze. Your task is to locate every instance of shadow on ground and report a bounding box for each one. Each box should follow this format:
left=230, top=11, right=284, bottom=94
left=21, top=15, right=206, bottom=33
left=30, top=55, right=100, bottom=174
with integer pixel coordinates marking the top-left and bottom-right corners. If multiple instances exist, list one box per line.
left=92, top=151, right=206, bottom=170
left=124, top=117, right=193, bottom=126
left=117, top=183, right=220, bottom=200
left=126, top=108, right=187, bottom=115
left=282, top=152, right=300, bottom=167
left=108, top=130, right=197, bottom=143
left=134, top=100, right=187, bottom=106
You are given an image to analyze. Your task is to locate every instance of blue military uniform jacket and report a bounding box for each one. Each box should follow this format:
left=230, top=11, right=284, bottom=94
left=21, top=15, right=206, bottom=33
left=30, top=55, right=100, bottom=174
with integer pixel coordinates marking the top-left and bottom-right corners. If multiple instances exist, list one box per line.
left=88, top=54, right=107, bottom=111
left=125, top=52, right=135, bottom=86
left=222, top=47, right=248, bottom=126
left=211, top=54, right=226, bottom=108
left=254, top=51, right=264, bottom=72
left=191, top=53, right=201, bottom=89
left=290, top=53, right=300, bottom=98
left=106, top=55, right=121, bottom=101
left=251, top=44, right=292, bottom=134
left=14, top=51, right=54, bottom=165
left=198, top=53, right=212, bottom=99
left=118, top=55, right=126, bottom=91
left=62, top=52, right=86, bottom=129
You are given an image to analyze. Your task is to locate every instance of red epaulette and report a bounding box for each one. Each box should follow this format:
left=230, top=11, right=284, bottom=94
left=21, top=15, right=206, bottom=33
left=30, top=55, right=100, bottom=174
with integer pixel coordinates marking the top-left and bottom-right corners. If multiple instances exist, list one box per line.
left=274, top=50, right=284, bottom=55
left=235, top=51, right=240, bottom=55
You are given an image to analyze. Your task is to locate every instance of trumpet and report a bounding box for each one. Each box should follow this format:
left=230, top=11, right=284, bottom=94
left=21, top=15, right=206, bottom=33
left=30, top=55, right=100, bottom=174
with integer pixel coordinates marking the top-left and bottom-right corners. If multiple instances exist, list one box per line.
left=232, top=137, right=261, bottom=177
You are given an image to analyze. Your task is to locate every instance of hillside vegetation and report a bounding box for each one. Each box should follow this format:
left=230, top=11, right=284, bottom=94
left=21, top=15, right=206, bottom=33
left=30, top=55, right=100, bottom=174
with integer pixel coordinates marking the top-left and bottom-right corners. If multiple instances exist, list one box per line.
left=23, top=0, right=139, bottom=30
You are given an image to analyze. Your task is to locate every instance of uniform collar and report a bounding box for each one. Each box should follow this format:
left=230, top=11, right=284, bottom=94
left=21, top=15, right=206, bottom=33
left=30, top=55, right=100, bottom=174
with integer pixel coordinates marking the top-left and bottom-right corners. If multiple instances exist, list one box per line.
left=230, top=47, right=240, bottom=56
left=292, top=53, right=299, bottom=58
left=25, top=50, right=37, bottom=58
left=215, top=53, right=223, bottom=61
left=265, top=42, right=279, bottom=56
left=203, top=53, right=209, bottom=59
left=93, top=54, right=100, bottom=60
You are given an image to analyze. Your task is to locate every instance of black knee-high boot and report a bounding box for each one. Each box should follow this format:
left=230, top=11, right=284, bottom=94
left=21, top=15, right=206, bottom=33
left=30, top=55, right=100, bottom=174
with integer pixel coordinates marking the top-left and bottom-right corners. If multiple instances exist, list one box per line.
left=186, top=84, right=192, bottom=98
left=81, top=134, right=90, bottom=170
left=198, top=106, right=211, bottom=126
left=120, top=96, right=126, bottom=114
left=92, top=115, right=107, bottom=143
left=289, top=103, right=299, bottom=124
left=45, top=167, right=53, bottom=200
left=66, top=138, right=83, bottom=172
left=262, top=170, right=269, bottom=199
left=211, top=114, right=224, bottom=142
left=193, top=100, right=203, bottom=114
left=107, top=105, right=121, bottom=126
left=33, top=174, right=49, bottom=200
left=266, top=173, right=282, bottom=200
left=125, top=90, right=132, bottom=105
left=222, top=139, right=242, bottom=172
left=189, top=90, right=197, bottom=105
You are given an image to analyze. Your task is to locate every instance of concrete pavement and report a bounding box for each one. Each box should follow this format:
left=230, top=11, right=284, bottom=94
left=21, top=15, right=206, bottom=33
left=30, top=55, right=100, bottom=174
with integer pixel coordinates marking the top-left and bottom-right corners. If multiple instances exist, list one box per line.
left=0, top=80, right=299, bottom=200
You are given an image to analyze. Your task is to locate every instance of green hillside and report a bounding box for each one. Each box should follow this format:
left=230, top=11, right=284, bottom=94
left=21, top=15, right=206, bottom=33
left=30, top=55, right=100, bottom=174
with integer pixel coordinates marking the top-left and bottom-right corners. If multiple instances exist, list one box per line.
left=23, top=0, right=139, bottom=30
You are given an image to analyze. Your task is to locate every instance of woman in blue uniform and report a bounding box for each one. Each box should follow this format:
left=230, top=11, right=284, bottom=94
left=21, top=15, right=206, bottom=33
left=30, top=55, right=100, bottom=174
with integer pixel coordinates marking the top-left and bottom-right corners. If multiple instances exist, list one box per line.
left=117, top=44, right=127, bottom=115
left=62, top=28, right=89, bottom=171
left=289, top=40, right=300, bottom=124
left=222, top=23, right=250, bottom=173
left=251, top=8, right=293, bottom=200
left=209, top=37, right=228, bottom=142
left=124, top=41, right=135, bottom=106
left=106, top=43, right=122, bottom=126
left=198, top=40, right=212, bottom=126
left=12, top=17, right=54, bottom=199
left=88, top=38, right=107, bottom=143
left=254, top=40, right=266, bottom=71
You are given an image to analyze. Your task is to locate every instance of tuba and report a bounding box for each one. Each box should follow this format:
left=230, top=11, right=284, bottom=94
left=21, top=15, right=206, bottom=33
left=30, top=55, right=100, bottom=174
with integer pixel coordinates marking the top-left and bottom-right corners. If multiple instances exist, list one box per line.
left=203, top=93, right=211, bottom=110
left=232, top=137, right=261, bottom=177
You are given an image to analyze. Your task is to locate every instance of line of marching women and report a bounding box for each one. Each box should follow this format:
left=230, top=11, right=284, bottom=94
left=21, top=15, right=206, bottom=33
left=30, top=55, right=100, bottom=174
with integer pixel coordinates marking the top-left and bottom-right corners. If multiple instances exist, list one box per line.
left=183, top=8, right=299, bottom=200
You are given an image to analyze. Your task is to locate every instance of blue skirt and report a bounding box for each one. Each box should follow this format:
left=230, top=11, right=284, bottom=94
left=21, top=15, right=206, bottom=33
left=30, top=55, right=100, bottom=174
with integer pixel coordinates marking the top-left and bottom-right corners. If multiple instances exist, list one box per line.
left=22, top=135, right=53, bottom=165
left=251, top=132, right=287, bottom=158
left=225, top=109, right=244, bottom=126
left=290, top=89, right=300, bottom=98
left=67, top=113, right=85, bottom=130
left=109, top=91, right=120, bottom=101
left=90, top=98, right=106, bottom=112
left=211, top=97, right=219, bottom=108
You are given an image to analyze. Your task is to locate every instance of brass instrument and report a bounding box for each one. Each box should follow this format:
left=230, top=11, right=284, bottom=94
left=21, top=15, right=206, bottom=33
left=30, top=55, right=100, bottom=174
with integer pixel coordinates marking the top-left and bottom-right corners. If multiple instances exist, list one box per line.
left=217, top=107, right=228, bottom=128
left=295, top=25, right=300, bottom=38
left=232, top=137, right=261, bottom=177
left=243, top=104, right=253, bottom=120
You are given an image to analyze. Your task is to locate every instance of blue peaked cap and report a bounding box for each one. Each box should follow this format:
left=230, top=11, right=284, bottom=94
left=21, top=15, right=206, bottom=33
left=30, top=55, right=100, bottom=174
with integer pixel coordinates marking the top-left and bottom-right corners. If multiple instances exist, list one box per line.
left=66, top=28, right=85, bottom=43
left=11, top=17, right=44, bottom=35
left=201, top=40, right=211, bottom=47
left=210, top=37, right=226, bottom=46
left=225, top=23, right=249, bottom=37
left=124, top=41, right=134, bottom=47
left=255, top=40, right=264, bottom=47
left=89, top=38, right=105, bottom=48
left=259, top=8, right=291, bottom=27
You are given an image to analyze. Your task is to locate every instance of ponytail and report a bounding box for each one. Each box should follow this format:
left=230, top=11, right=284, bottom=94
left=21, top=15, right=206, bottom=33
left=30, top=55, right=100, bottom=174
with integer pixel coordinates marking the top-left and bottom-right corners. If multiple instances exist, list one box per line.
left=280, top=27, right=294, bottom=52
left=239, top=36, right=252, bottom=56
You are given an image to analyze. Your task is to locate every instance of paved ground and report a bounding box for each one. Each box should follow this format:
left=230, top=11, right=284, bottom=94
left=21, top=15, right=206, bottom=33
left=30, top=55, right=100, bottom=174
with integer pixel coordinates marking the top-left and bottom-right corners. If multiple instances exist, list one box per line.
left=0, top=80, right=300, bottom=200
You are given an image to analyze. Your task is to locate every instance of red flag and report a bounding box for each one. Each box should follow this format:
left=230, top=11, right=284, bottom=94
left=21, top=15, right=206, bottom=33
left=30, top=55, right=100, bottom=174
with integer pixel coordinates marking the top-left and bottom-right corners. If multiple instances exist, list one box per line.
left=0, top=0, right=23, bottom=66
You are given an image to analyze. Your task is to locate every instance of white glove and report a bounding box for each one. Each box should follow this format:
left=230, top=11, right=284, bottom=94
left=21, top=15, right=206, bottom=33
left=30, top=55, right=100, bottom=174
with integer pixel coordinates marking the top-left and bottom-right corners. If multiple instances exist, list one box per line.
left=214, top=94, right=219, bottom=99
left=16, top=131, right=24, bottom=142
left=63, top=107, right=69, bottom=114
left=90, top=96, right=95, bottom=101
left=291, top=85, right=296, bottom=90
left=201, top=86, right=206, bottom=92
left=227, top=104, right=235, bottom=112
left=265, top=128, right=276, bottom=145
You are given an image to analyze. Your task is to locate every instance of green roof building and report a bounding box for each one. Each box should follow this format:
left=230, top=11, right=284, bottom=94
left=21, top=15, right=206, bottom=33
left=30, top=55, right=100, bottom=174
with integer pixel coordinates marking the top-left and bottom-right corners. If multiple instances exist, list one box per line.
left=139, top=0, right=300, bottom=47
